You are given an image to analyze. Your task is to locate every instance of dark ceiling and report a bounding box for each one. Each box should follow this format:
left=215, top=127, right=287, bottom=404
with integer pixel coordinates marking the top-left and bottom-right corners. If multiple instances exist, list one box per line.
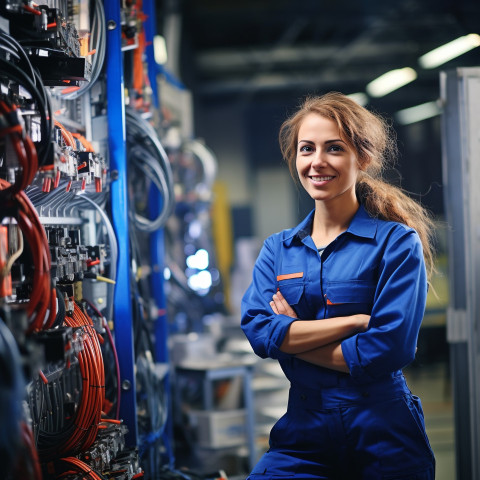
left=167, top=0, right=480, bottom=112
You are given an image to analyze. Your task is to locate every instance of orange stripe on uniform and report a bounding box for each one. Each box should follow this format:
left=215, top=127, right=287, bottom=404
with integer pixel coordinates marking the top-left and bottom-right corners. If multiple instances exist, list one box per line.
left=326, top=298, right=343, bottom=306
left=277, top=272, right=304, bottom=281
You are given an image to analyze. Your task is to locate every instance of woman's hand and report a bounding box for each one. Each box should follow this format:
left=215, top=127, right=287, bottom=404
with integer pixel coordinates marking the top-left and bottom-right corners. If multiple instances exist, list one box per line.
left=270, top=290, right=297, bottom=318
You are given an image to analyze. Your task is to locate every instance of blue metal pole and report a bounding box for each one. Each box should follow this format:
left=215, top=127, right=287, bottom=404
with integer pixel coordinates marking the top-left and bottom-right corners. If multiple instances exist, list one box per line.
left=148, top=186, right=175, bottom=468
left=104, top=0, right=138, bottom=446
left=149, top=223, right=169, bottom=364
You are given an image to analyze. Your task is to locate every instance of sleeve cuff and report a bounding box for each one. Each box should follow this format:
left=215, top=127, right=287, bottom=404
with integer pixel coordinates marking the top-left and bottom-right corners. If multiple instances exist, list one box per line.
left=268, top=314, right=297, bottom=360
left=341, top=335, right=368, bottom=380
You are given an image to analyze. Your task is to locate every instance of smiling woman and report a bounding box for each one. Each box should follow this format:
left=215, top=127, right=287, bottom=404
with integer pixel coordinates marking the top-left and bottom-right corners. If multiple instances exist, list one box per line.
left=241, top=92, right=437, bottom=479
left=295, top=114, right=359, bottom=235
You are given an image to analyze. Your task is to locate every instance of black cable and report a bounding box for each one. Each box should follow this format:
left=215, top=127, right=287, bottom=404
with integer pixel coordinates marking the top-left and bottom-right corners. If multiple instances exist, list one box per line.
left=0, top=58, right=53, bottom=166
left=0, top=31, right=37, bottom=84
left=53, top=287, right=66, bottom=329
left=0, top=32, right=52, bottom=143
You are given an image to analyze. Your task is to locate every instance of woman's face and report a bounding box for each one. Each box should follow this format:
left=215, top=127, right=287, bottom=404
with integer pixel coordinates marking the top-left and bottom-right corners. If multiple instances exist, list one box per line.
left=296, top=113, right=359, bottom=207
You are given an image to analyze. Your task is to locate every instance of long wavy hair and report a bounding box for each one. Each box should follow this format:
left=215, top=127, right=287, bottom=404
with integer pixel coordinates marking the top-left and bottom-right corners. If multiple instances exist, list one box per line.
left=279, top=92, right=436, bottom=279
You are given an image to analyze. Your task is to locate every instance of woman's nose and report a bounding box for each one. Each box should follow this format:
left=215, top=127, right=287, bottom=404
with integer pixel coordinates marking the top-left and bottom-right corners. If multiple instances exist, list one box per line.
left=311, top=151, right=327, bottom=167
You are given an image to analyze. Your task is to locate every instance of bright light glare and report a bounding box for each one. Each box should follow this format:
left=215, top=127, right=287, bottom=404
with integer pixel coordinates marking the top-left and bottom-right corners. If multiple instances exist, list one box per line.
left=419, top=34, right=480, bottom=69
left=187, top=270, right=212, bottom=293
left=164, top=267, right=171, bottom=280
left=186, top=249, right=209, bottom=270
left=366, top=67, right=417, bottom=98
left=347, top=92, right=368, bottom=106
left=395, top=101, right=441, bottom=125
left=154, top=35, right=168, bottom=64
left=188, top=220, right=202, bottom=239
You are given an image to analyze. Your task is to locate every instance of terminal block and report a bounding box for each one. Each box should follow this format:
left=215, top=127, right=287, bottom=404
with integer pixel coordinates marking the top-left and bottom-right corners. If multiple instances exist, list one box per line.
left=7, top=4, right=91, bottom=86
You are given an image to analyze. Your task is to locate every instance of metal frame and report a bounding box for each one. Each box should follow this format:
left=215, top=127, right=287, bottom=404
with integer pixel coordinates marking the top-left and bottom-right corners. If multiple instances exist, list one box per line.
left=440, top=67, right=480, bottom=480
left=175, top=363, right=257, bottom=470
left=104, top=0, right=138, bottom=445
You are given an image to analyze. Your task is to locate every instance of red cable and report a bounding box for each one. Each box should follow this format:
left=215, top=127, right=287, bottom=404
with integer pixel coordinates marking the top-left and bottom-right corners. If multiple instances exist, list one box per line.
left=59, top=303, right=104, bottom=455
left=84, top=300, right=121, bottom=419
left=0, top=178, right=55, bottom=332
left=0, top=100, right=38, bottom=193
left=71, top=132, right=95, bottom=153
left=23, top=4, right=42, bottom=15
left=54, top=120, right=76, bottom=148
left=57, top=457, right=103, bottom=480
left=103, top=316, right=121, bottom=420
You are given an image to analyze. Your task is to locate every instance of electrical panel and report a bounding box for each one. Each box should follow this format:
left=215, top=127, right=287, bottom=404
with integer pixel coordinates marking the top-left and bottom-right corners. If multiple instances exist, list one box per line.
left=0, top=0, right=169, bottom=478
left=0, top=0, right=227, bottom=478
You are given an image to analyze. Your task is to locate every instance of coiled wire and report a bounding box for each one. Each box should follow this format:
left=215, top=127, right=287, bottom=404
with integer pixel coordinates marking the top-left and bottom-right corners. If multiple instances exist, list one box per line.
left=126, top=107, right=175, bottom=232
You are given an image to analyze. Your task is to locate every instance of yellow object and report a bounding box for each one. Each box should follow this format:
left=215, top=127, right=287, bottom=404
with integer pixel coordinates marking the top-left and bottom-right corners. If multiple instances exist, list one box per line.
left=211, top=181, right=233, bottom=310
left=96, top=275, right=116, bottom=285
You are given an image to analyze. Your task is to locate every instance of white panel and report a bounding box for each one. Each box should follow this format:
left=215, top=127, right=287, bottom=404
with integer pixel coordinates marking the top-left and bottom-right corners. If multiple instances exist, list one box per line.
left=254, top=168, right=295, bottom=240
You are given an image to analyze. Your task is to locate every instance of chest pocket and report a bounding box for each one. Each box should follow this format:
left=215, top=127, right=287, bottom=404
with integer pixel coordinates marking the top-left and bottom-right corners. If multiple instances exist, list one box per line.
left=325, top=281, right=375, bottom=316
left=277, top=279, right=305, bottom=306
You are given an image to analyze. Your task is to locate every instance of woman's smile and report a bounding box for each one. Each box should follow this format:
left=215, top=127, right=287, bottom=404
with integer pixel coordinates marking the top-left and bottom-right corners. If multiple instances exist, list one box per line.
left=308, top=175, right=336, bottom=185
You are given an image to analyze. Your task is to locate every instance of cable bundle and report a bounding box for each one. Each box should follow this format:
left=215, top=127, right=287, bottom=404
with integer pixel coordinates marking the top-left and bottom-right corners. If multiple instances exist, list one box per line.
left=54, top=457, right=105, bottom=480
left=0, top=32, right=53, bottom=166
left=84, top=300, right=121, bottom=420
left=0, top=178, right=56, bottom=332
left=37, top=303, right=104, bottom=460
left=0, top=99, right=38, bottom=193
left=126, top=107, right=175, bottom=232
left=52, top=303, right=104, bottom=457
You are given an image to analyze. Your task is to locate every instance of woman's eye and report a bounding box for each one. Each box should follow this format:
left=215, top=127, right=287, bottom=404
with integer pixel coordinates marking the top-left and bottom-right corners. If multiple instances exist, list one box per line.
left=299, top=145, right=313, bottom=152
left=328, top=144, right=343, bottom=152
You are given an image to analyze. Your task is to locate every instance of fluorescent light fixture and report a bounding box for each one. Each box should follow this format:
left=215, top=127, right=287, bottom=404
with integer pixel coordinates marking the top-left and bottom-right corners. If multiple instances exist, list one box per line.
left=419, top=34, right=480, bottom=69
left=395, top=101, right=441, bottom=125
left=347, top=92, right=368, bottom=106
left=154, top=35, right=168, bottom=64
left=366, top=67, right=417, bottom=97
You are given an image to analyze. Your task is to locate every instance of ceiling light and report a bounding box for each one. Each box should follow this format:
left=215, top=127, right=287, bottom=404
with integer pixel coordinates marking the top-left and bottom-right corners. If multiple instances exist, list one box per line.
left=395, top=101, right=441, bottom=125
left=419, top=34, right=480, bottom=69
left=366, top=67, right=417, bottom=97
left=347, top=92, right=368, bottom=106
left=154, top=35, right=168, bottom=64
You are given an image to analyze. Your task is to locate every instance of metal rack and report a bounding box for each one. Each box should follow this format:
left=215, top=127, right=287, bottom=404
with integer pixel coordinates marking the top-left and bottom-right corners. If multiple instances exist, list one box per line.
left=441, top=67, right=480, bottom=480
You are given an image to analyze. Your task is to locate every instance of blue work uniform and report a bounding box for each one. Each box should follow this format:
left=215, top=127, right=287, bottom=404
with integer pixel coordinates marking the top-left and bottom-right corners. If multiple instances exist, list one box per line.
left=241, top=205, right=435, bottom=479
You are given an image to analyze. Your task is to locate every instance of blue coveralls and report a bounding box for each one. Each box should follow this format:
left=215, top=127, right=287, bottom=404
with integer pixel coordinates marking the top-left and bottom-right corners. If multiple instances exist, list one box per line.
left=241, top=205, right=435, bottom=479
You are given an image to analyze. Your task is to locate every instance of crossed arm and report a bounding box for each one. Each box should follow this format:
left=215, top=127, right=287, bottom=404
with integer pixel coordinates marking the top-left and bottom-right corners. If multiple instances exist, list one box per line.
left=270, top=291, right=370, bottom=373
